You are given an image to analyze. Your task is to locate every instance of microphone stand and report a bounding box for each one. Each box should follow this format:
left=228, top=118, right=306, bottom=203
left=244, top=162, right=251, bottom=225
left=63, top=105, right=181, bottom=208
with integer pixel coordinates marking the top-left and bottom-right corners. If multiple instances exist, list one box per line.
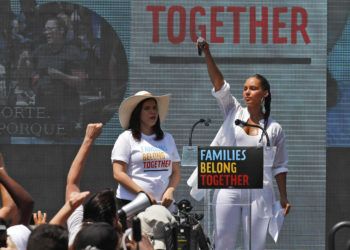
left=182, top=118, right=209, bottom=167
left=235, top=119, right=270, bottom=147
left=189, top=119, right=210, bottom=146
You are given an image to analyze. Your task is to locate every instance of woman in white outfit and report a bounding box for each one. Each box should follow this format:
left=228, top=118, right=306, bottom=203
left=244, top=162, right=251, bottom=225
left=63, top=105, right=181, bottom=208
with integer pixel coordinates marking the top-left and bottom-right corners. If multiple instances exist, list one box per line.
left=199, top=41, right=291, bottom=250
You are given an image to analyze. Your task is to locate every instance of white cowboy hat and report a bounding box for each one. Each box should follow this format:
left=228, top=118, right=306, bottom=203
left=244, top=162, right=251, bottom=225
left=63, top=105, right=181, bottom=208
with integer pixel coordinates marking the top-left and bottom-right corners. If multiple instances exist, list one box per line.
left=118, top=90, right=170, bottom=129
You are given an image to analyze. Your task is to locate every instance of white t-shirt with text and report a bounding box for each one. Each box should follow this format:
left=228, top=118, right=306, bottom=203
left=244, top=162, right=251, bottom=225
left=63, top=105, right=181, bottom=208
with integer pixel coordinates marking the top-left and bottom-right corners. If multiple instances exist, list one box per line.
left=111, top=131, right=180, bottom=201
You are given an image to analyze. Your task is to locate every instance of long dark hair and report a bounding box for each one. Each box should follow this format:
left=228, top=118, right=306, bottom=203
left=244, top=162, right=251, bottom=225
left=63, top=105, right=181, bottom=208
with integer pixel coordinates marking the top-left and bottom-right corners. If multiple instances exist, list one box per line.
left=83, top=189, right=116, bottom=226
left=27, top=224, right=68, bottom=250
left=251, top=74, right=271, bottom=142
left=73, top=222, right=118, bottom=250
left=128, top=98, right=164, bottom=141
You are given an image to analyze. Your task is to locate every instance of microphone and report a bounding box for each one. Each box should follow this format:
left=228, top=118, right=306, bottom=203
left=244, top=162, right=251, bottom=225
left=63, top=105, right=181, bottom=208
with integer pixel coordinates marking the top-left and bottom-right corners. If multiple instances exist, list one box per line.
left=234, top=119, right=246, bottom=126
left=204, top=118, right=211, bottom=126
left=197, top=37, right=206, bottom=56
left=189, top=118, right=211, bottom=146
left=235, top=119, right=270, bottom=147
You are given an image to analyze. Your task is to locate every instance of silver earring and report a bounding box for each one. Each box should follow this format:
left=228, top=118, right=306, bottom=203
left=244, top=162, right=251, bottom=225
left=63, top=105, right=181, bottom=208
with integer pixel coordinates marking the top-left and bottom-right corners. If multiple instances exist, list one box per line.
left=261, top=98, right=266, bottom=114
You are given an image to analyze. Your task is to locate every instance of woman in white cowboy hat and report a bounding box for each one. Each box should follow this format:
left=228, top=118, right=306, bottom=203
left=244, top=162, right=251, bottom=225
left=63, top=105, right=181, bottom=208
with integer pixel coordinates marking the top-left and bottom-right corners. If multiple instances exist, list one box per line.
left=111, top=91, right=181, bottom=210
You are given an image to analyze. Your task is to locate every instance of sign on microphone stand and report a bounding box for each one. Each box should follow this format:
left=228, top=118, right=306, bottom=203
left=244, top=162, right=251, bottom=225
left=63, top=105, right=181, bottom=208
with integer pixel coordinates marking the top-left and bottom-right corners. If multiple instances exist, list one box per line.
left=198, top=146, right=263, bottom=189
left=182, top=146, right=198, bottom=167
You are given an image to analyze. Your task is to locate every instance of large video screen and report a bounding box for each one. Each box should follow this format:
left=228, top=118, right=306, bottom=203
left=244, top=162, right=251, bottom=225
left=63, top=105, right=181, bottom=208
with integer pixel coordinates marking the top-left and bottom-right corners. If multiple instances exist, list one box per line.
left=326, top=1, right=350, bottom=248
left=327, top=1, right=350, bottom=146
left=0, top=0, right=129, bottom=144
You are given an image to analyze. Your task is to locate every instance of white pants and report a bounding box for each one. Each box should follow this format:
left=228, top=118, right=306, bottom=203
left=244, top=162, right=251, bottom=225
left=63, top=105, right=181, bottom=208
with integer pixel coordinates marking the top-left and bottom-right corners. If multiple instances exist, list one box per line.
left=213, top=189, right=270, bottom=250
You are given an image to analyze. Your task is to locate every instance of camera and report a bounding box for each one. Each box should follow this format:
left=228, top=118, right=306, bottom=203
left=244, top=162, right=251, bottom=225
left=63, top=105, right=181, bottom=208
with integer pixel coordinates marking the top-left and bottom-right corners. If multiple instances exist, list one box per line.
left=173, top=199, right=211, bottom=250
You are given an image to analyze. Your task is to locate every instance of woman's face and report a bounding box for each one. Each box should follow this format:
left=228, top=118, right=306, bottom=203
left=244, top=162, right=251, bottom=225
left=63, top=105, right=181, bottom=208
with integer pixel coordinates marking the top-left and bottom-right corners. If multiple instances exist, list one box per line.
left=242, top=77, right=268, bottom=109
left=140, top=98, right=158, bottom=130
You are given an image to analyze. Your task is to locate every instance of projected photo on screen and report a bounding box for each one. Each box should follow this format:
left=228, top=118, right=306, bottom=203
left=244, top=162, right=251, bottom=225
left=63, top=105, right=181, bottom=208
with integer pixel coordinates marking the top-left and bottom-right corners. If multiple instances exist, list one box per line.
left=327, top=3, right=350, bottom=147
left=0, top=1, right=128, bottom=143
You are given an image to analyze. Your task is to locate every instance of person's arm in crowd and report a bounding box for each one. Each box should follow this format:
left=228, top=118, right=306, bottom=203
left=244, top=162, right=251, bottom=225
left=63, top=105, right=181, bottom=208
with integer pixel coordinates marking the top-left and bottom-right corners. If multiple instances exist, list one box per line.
left=65, top=123, right=102, bottom=202
left=0, top=152, right=18, bottom=225
left=0, top=153, right=34, bottom=225
left=0, top=183, right=18, bottom=225
left=49, top=191, right=90, bottom=226
left=161, top=162, right=181, bottom=207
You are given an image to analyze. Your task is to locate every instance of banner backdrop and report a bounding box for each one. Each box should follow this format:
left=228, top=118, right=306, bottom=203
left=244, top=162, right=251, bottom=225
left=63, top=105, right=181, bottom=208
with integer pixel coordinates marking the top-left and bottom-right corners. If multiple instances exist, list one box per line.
left=0, top=0, right=326, bottom=249
left=131, top=2, right=326, bottom=248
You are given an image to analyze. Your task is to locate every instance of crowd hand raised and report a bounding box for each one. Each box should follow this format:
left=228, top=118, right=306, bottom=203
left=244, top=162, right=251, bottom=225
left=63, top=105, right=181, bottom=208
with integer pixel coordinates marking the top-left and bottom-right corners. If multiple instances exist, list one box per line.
left=33, top=210, right=47, bottom=225
left=84, top=123, right=103, bottom=141
left=68, top=191, right=90, bottom=210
